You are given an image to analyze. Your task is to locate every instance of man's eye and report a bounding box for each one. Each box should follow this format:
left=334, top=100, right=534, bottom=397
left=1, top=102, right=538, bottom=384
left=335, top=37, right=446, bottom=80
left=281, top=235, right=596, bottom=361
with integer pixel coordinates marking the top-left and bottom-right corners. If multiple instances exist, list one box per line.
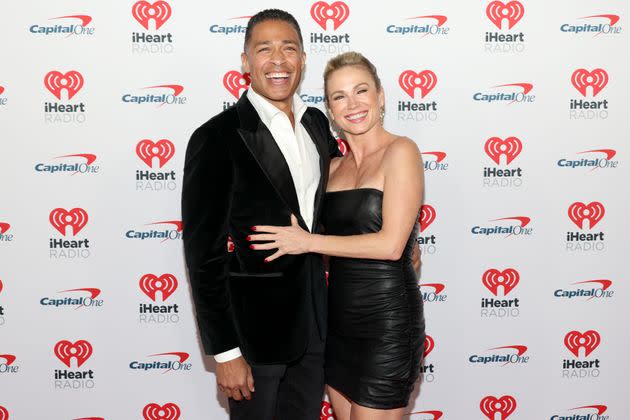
left=258, top=47, right=269, bottom=53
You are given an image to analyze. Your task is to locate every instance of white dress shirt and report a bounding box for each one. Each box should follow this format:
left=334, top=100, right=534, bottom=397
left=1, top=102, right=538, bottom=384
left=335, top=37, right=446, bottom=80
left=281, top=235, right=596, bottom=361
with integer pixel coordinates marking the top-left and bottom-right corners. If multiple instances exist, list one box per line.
left=214, top=88, right=321, bottom=363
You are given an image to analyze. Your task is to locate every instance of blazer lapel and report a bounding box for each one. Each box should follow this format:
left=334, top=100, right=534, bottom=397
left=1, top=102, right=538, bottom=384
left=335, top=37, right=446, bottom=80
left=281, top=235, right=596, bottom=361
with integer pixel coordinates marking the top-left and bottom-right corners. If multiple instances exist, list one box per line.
left=235, top=92, right=304, bottom=227
left=301, top=111, right=330, bottom=232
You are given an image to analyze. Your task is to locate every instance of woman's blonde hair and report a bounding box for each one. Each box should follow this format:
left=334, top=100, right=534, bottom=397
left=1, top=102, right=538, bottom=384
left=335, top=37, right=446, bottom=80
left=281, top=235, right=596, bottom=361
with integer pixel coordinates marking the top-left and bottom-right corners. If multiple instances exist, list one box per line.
left=323, top=52, right=382, bottom=101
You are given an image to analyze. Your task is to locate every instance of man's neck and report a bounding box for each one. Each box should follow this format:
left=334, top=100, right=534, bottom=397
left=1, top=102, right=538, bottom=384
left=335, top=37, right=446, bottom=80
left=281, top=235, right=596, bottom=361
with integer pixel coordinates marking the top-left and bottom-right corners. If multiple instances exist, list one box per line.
left=250, top=87, right=296, bottom=128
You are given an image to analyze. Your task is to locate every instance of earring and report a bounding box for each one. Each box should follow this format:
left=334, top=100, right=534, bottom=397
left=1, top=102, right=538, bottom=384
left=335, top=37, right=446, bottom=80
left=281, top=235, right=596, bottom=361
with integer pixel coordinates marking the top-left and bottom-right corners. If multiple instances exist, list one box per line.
left=379, top=107, right=385, bottom=125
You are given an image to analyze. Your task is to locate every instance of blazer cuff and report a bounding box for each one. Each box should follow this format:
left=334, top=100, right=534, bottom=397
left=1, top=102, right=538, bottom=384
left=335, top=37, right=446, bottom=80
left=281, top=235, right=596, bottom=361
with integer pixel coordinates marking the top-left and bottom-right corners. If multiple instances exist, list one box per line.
left=214, top=347, right=242, bottom=363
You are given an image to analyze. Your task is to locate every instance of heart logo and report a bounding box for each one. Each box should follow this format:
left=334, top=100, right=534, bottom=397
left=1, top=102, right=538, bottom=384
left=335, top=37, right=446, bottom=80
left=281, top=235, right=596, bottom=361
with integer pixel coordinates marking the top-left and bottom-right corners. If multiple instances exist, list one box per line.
left=320, top=401, right=336, bottom=420
left=568, top=201, right=605, bottom=230
left=419, top=205, right=436, bottom=232
left=136, top=139, right=175, bottom=168
left=482, top=268, right=520, bottom=296
left=44, top=70, right=84, bottom=100
left=49, top=208, right=88, bottom=236
left=0, top=406, right=8, bottom=420
left=480, top=395, right=517, bottom=419
left=311, top=1, right=350, bottom=31
left=139, top=274, right=178, bottom=301
left=484, top=137, right=522, bottom=165
left=399, top=70, right=437, bottom=99
left=486, top=1, right=525, bottom=30
left=564, top=330, right=601, bottom=357
left=423, top=335, right=435, bottom=357
left=132, top=1, right=172, bottom=30
left=143, top=403, right=181, bottom=420
left=223, top=71, right=250, bottom=99
left=54, top=339, right=93, bottom=368
left=571, top=68, right=608, bottom=97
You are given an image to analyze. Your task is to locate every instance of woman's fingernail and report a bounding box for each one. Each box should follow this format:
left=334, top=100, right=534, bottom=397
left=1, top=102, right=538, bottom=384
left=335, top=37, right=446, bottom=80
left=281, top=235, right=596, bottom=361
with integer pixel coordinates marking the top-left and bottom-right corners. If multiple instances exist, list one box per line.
left=251, top=226, right=257, bottom=231
left=264, top=258, right=269, bottom=263
left=249, top=245, right=255, bottom=249
left=246, top=236, right=251, bottom=241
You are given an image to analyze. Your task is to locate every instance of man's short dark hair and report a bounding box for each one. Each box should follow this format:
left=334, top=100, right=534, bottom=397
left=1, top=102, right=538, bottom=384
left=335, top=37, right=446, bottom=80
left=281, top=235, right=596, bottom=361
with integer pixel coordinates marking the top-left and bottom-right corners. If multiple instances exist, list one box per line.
left=244, top=9, right=303, bottom=52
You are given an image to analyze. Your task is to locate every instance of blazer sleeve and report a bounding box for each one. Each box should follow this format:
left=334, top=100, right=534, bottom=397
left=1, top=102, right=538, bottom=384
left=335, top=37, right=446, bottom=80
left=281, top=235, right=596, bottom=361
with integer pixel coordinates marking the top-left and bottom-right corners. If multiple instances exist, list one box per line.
left=182, top=124, right=239, bottom=355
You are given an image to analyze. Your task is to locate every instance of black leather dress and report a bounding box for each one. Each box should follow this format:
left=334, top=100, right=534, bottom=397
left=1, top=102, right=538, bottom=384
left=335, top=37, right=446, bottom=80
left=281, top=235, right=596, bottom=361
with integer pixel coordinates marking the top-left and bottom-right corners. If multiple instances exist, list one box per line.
left=322, top=188, right=425, bottom=409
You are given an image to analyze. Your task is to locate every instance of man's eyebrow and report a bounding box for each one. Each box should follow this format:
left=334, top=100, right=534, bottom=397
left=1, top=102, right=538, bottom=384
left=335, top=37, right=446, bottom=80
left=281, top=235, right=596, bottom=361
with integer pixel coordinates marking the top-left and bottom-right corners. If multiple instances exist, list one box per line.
left=252, top=39, right=299, bottom=47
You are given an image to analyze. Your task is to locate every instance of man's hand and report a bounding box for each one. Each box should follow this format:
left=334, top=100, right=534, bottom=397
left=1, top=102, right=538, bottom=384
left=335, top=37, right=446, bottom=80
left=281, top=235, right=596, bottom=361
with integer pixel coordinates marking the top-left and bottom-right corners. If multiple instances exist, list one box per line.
left=216, top=356, right=255, bottom=401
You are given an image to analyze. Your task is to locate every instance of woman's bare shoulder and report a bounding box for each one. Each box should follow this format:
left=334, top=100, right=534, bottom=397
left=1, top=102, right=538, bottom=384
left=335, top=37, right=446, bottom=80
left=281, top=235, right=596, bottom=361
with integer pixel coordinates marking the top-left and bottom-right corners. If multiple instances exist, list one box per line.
left=384, top=135, right=420, bottom=161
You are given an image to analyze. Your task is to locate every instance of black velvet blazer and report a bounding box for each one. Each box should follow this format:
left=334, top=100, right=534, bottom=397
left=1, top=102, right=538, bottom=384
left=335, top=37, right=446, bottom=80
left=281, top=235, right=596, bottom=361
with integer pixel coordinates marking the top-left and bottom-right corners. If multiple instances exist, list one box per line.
left=182, top=91, right=341, bottom=364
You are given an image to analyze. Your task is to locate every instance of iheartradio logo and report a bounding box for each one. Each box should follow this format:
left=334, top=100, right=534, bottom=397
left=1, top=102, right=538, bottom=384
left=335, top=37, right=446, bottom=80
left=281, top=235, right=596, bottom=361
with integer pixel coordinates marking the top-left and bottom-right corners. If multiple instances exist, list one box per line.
left=311, top=1, right=350, bottom=31
left=419, top=205, right=436, bottom=232
left=320, top=401, right=336, bottom=420
left=0, top=406, right=8, bottom=420
left=571, top=68, right=608, bottom=97
left=336, top=138, right=349, bottom=156
left=484, top=137, right=522, bottom=165
left=143, top=403, right=180, bottom=420
left=49, top=208, right=88, bottom=236
left=565, top=330, right=601, bottom=357
left=132, top=1, right=172, bottom=30
left=399, top=70, right=437, bottom=99
left=423, top=335, right=435, bottom=358
left=44, top=70, right=84, bottom=100
left=137, top=139, right=175, bottom=168
left=54, top=339, right=93, bottom=368
left=139, top=274, right=178, bottom=301
left=223, top=71, right=250, bottom=99
left=568, top=201, right=605, bottom=230
left=483, top=268, right=519, bottom=296
left=480, top=395, right=517, bottom=419
left=486, top=1, right=524, bottom=30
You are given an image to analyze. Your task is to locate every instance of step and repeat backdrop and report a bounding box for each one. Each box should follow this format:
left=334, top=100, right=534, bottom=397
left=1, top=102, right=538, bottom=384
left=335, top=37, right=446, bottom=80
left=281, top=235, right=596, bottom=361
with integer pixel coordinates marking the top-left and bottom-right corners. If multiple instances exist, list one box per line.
left=1, top=0, right=628, bottom=419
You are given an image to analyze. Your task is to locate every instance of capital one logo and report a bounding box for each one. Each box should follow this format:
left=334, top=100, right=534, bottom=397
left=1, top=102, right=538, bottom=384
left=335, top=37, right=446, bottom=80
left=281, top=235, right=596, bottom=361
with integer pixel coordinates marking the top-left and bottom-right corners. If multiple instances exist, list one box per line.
left=140, top=274, right=178, bottom=301
left=311, top=1, right=349, bottom=31
left=223, top=71, right=250, bottom=99
left=143, top=403, right=180, bottom=420
left=0, top=354, right=16, bottom=366
left=571, top=68, right=608, bottom=97
left=44, top=70, right=84, bottom=100
left=483, top=268, right=519, bottom=296
left=49, top=208, right=88, bottom=236
left=419, top=205, right=436, bottom=232
left=486, top=1, right=524, bottom=30
left=423, top=335, right=435, bottom=357
left=54, top=339, right=93, bottom=368
left=568, top=202, right=605, bottom=230
left=399, top=70, right=437, bottom=99
left=485, top=137, right=522, bottom=165
left=132, top=1, right=172, bottom=30
left=0, top=222, right=10, bottom=235
left=0, top=406, right=8, bottom=420
left=0, top=278, right=3, bottom=294
left=480, top=395, right=516, bottom=419
left=137, top=139, right=175, bottom=168
left=407, top=411, right=443, bottom=419
left=0, top=86, right=4, bottom=95
left=565, top=330, right=600, bottom=357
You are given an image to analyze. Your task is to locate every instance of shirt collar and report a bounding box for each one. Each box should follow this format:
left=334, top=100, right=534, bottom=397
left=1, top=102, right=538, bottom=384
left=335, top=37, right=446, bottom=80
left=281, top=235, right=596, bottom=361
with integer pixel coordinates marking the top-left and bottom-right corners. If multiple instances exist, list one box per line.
left=246, top=87, right=307, bottom=127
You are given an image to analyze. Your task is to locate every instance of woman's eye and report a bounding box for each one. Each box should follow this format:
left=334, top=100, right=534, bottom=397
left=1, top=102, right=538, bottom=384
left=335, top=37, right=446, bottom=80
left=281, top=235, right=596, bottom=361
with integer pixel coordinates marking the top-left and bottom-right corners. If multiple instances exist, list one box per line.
left=333, top=96, right=343, bottom=101
left=358, top=89, right=367, bottom=94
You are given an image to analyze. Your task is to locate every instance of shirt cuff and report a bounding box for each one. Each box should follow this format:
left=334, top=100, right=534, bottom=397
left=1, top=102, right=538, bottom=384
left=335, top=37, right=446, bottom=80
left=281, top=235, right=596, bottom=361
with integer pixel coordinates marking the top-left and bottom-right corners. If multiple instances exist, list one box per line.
left=214, top=347, right=242, bottom=363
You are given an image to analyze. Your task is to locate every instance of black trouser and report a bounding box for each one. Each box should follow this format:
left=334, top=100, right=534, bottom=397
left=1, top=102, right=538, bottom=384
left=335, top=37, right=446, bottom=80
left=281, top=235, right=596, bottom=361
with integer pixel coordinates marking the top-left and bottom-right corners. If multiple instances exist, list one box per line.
left=228, top=326, right=325, bottom=420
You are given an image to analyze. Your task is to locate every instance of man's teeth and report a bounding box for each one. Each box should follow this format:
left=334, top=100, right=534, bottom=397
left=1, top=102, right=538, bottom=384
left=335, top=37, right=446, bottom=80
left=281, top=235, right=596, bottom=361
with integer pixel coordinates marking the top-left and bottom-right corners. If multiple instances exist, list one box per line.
left=347, top=112, right=367, bottom=120
left=266, top=73, right=289, bottom=79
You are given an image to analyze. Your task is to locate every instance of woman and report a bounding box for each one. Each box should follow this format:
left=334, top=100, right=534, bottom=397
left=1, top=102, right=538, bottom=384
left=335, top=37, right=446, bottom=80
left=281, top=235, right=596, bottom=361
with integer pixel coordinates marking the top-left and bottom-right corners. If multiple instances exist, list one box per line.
left=248, top=52, right=425, bottom=420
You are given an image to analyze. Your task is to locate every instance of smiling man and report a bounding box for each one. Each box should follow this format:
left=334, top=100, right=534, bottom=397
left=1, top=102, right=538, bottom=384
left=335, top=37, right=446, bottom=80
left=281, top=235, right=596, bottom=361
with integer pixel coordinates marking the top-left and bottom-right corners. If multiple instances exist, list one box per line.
left=182, top=9, right=341, bottom=420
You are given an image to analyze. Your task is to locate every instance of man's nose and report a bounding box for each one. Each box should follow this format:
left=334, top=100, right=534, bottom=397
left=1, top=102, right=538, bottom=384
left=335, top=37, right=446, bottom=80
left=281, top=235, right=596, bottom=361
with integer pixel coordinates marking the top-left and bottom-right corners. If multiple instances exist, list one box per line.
left=270, top=48, right=286, bottom=65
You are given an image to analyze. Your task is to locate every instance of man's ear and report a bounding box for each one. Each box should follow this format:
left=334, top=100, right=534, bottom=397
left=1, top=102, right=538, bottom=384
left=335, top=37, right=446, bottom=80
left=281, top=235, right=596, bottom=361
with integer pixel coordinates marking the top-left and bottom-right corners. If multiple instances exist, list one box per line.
left=241, top=52, right=250, bottom=73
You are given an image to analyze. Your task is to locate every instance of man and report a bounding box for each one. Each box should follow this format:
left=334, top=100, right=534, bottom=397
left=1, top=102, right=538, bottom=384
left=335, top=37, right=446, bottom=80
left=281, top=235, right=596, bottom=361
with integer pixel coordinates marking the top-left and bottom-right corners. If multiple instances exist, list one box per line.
left=182, top=9, right=340, bottom=420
